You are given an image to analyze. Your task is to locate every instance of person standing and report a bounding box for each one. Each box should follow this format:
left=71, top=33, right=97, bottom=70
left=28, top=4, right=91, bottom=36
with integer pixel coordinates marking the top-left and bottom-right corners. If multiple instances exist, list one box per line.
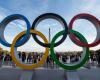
left=21, top=52, right=26, bottom=63
left=27, top=53, right=32, bottom=63
left=97, top=52, right=100, bottom=67
left=18, top=51, right=22, bottom=59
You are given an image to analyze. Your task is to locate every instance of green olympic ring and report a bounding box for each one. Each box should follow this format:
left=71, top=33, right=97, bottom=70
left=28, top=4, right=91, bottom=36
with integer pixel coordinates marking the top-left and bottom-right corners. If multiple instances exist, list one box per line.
left=50, top=29, right=90, bottom=70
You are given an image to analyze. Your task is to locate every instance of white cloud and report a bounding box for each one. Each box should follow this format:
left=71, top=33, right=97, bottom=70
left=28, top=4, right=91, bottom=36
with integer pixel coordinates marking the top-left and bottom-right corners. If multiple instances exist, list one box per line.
left=0, top=0, right=100, bottom=52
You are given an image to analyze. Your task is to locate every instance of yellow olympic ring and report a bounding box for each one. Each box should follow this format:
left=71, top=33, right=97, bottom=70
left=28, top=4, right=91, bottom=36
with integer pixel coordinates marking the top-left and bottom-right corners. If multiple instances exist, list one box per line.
left=10, top=29, right=49, bottom=70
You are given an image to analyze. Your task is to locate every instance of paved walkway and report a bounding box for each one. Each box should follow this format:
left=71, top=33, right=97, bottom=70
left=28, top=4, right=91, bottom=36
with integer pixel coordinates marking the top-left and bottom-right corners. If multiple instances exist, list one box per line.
left=0, top=67, right=99, bottom=80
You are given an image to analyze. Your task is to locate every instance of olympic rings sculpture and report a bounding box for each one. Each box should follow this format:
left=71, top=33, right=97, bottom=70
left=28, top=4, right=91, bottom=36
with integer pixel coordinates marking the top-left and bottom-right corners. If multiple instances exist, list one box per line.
left=0, top=13, right=100, bottom=70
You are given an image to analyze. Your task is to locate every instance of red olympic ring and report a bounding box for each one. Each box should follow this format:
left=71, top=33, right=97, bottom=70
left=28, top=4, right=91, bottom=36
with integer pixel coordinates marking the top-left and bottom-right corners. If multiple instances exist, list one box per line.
left=69, top=13, right=100, bottom=47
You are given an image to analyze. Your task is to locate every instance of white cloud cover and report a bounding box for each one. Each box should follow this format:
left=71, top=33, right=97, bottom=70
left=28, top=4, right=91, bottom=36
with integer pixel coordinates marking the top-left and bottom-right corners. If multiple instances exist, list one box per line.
left=0, top=0, right=100, bottom=52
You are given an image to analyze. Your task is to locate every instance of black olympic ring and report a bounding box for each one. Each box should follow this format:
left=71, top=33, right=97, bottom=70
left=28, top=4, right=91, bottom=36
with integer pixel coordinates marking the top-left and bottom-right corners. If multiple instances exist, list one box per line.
left=31, top=13, right=68, bottom=48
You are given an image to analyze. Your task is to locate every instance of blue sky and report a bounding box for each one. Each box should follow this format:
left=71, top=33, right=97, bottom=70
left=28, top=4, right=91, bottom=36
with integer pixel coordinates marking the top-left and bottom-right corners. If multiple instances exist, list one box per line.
left=0, top=0, right=100, bottom=52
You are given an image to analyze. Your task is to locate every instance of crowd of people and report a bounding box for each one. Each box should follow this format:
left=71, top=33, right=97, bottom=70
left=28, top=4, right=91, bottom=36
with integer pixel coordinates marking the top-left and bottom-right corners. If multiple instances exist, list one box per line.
left=0, top=50, right=100, bottom=69
left=0, top=52, right=13, bottom=67
left=17, top=52, right=82, bottom=67
left=18, top=52, right=42, bottom=64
